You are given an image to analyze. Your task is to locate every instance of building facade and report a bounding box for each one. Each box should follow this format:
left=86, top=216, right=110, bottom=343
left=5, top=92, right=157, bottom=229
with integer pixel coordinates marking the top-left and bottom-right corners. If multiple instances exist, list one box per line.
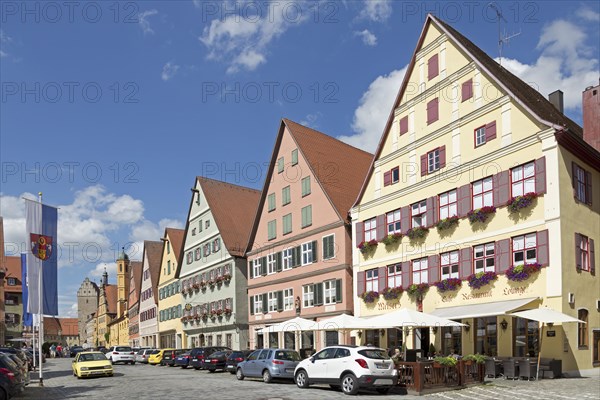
left=246, top=119, right=372, bottom=351
left=106, top=250, right=131, bottom=346
left=4, top=256, right=23, bottom=341
left=138, top=241, right=163, bottom=348
left=44, top=317, right=79, bottom=346
left=177, top=177, right=259, bottom=350
left=95, top=270, right=117, bottom=347
left=157, top=228, right=185, bottom=349
left=0, top=217, right=6, bottom=345
left=351, top=15, right=599, bottom=375
left=127, top=261, right=142, bottom=347
left=77, top=277, right=99, bottom=345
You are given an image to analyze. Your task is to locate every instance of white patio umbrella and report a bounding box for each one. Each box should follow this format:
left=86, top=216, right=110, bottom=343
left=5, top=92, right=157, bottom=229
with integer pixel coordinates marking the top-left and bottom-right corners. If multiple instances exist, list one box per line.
left=308, top=313, right=372, bottom=345
left=365, top=308, right=466, bottom=329
left=510, top=307, right=585, bottom=380
left=261, top=316, right=315, bottom=333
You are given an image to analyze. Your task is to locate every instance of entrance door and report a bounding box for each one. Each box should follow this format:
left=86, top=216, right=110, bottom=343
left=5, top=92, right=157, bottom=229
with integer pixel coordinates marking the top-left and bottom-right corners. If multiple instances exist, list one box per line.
left=414, top=328, right=430, bottom=356
left=593, top=330, right=600, bottom=367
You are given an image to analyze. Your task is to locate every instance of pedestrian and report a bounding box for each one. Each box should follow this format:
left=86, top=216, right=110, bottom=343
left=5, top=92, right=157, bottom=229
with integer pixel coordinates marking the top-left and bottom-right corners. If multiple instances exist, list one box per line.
left=56, top=344, right=62, bottom=358
left=50, top=344, right=56, bottom=358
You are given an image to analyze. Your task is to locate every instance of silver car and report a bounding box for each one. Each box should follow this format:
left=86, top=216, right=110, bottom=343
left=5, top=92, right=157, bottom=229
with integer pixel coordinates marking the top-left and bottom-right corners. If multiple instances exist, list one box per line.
left=106, top=346, right=135, bottom=365
left=235, top=348, right=301, bottom=383
left=135, top=348, right=156, bottom=364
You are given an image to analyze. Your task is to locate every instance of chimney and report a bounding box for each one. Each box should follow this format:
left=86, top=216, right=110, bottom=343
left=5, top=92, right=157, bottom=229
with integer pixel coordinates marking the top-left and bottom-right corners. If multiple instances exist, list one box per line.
left=548, top=90, right=564, bottom=114
left=583, top=80, right=600, bottom=152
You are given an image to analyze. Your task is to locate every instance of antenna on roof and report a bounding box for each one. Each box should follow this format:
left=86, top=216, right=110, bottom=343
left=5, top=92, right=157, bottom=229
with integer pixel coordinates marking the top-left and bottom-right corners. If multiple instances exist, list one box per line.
left=487, top=2, right=521, bottom=66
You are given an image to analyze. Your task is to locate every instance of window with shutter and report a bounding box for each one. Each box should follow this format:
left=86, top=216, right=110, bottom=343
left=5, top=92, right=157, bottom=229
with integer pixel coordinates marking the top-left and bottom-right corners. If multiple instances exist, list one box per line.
left=440, top=252, right=458, bottom=279
left=291, top=149, right=298, bottom=165
left=283, top=289, right=294, bottom=311
left=384, top=170, right=392, bottom=186
left=282, top=248, right=293, bottom=270
left=386, top=209, right=401, bottom=234
left=302, top=285, right=314, bottom=308
left=573, top=162, right=592, bottom=205
left=473, top=176, right=493, bottom=208
left=511, top=161, right=535, bottom=197
left=357, top=271, right=366, bottom=296
left=301, top=241, right=314, bottom=265
left=324, top=280, right=336, bottom=305
left=439, top=189, right=457, bottom=219
left=387, top=264, right=402, bottom=288
left=301, top=176, right=311, bottom=197
left=365, top=268, right=379, bottom=292
left=474, top=125, right=486, bottom=147
left=277, top=291, right=284, bottom=312
left=461, top=79, right=473, bottom=101
left=282, top=213, right=292, bottom=235
left=277, top=157, right=284, bottom=173
left=301, top=205, right=312, bottom=228
left=411, top=199, right=427, bottom=228
left=427, top=98, right=439, bottom=124
left=364, top=217, right=377, bottom=241
left=282, top=186, right=291, bottom=205
left=399, top=116, right=408, bottom=135
left=474, top=243, right=495, bottom=273
left=485, top=121, right=496, bottom=141
left=427, top=148, right=441, bottom=173
left=322, top=234, right=335, bottom=260
left=512, top=233, right=537, bottom=265
left=412, top=258, right=428, bottom=284
left=576, top=233, right=591, bottom=272
left=428, top=54, right=439, bottom=80
left=335, top=279, right=343, bottom=303
left=267, top=220, right=277, bottom=240
left=267, top=193, right=276, bottom=211
left=267, top=253, right=277, bottom=275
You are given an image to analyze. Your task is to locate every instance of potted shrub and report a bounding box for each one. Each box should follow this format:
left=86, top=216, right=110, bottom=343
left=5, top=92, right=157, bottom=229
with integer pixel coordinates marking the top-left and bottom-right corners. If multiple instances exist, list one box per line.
left=360, top=290, right=380, bottom=304
left=406, top=226, right=429, bottom=240
left=382, top=233, right=402, bottom=246
left=436, top=216, right=459, bottom=232
left=507, top=192, right=539, bottom=213
left=433, top=356, right=458, bottom=367
left=505, top=262, right=542, bottom=282
left=467, top=206, right=496, bottom=224
left=381, top=286, right=402, bottom=300
left=434, top=278, right=462, bottom=293
left=467, top=271, right=498, bottom=289
left=358, top=239, right=379, bottom=254
left=462, top=354, right=487, bottom=365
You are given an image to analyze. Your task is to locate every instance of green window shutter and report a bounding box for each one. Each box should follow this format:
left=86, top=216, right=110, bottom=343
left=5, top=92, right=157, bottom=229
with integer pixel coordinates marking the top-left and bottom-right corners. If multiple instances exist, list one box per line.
left=292, top=149, right=298, bottom=165
left=250, top=296, right=254, bottom=315
left=323, top=235, right=334, bottom=259
left=276, top=252, right=283, bottom=272
left=167, top=260, right=171, bottom=275
left=268, top=220, right=277, bottom=240
left=314, top=283, right=323, bottom=306
left=267, top=193, right=276, bottom=211
left=336, top=279, right=342, bottom=303
left=278, top=157, right=284, bottom=173
left=261, top=256, right=267, bottom=276
left=262, top=295, right=268, bottom=314
left=311, top=240, right=318, bottom=262
left=283, top=213, right=292, bottom=234
left=294, top=246, right=302, bottom=267
left=302, top=176, right=311, bottom=196
left=282, top=186, right=291, bottom=205
left=302, top=205, right=312, bottom=227
left=277, top=291, right=284, bottom=312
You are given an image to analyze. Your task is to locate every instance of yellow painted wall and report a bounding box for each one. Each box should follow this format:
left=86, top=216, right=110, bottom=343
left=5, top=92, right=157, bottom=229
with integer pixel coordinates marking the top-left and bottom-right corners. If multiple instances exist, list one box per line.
left=158, top=231, right=186, bottom=348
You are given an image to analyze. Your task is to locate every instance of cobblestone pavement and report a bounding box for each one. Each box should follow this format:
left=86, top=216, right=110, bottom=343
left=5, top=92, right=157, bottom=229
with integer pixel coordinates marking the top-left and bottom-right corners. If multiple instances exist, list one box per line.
left=15, top=359, right=600, bottom=400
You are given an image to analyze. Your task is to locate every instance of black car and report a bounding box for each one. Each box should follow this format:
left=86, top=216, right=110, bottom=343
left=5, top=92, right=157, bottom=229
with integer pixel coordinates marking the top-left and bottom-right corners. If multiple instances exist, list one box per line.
left=0, top=353, right=25, bottom=398
left=189, top=347, right=231, bottom=370
left=205, top=350, right=234, bottom=372
left=174, top=351, right=192, bottom=368
left=70, top=346, right=85, bottom=358
left=163, top=349, right=188, bottom=367
left=0, top=348, right=31, bottom=372
left=225, top=350, right=254, bottom=374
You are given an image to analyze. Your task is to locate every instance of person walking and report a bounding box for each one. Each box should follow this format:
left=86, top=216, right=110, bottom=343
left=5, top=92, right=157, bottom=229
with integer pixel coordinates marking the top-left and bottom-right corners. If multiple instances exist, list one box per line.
left=50, top=344, right=56, bottom=358
left=56, top=344, right=63, bottom=358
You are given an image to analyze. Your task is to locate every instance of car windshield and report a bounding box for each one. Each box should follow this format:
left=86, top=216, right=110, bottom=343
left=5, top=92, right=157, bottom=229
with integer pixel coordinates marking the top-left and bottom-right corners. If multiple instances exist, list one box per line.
left=79, top=353, right=108, bottom=362
left=274, top=350, right=300, bottom=361
left=358, top=349, right=390, bottom=360
left=116, top=347, right=132, bottom=352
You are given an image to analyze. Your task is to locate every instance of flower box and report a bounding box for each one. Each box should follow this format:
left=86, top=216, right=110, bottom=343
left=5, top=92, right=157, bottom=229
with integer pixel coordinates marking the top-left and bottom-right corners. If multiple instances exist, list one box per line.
left=467, top=271, right=498, bottom=289
left=192, top=283, right=200, bottom=290
left=467, top=206, right=496, bottom=224
left=381, top=286, right=403, bottom=300
left=507, top=192, right=539, bottom=213
left=361, top=290, right=380, bottom=304
left=406, top=226, right=429, bottom=240
left=436, top=216, right=459, bottom=232
left=222, top=273, right=232, bottom=282
left=407, top=283, right=429, bottom=298
left=208, top=280, right=216, bottom=287
left=434, top=278, right=462, bottom=293
left=381, top=233, right=402, bottom=246
left=358, top=239, right=379, bottom=254
left=433, top=356, right=458, bottom=367
left=505, top=262, right=542, bottom=282
left=224, top=308, right=232, bottom=315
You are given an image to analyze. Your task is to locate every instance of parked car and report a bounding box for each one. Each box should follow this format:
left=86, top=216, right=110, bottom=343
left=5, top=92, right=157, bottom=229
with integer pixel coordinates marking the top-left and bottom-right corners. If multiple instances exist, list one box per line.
left=189, top=347, right=230, bottom=370
left=25, top=349, right=46, bottom=364
left=71, top=351, right=113, bottom=378
left=148, top=349, right=174, bottom=366
left=226, top=350, right=254, bottom=374
left=70, top=346, right=85, bottom=358
left=105, top=346, right=136, bottom=365
left=163, top=349, right=188, bottom=367
left=236, top=348, right=301, bottom=383
left=3, top=354, right=29, bottom=386
left=0, top=348, right=31, bottom=372
left=0, top=353, right=25, bottom=398
left=174, top=351, right=192, bottom=368
left=205, top=350, right=234, bottom=372
left=294, top=345, right=398, bottom=395
left=135, top=349, right=157, bottom=364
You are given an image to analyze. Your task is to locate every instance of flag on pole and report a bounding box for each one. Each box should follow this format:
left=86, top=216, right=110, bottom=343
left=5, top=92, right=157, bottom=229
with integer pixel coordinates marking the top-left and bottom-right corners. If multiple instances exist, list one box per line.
left=21, top=253, right=33, bottom=326
left=25, top=199, right=58, bottom=316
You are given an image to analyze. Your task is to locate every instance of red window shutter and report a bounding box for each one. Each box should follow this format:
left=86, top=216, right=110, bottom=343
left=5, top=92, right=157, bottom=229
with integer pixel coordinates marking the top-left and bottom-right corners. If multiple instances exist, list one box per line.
left=585, top=171, right=593, bottom=206
left=459, top=248, right=472, bottom=278
left=400, top=116, right=408, bottom=135
left=400, top=206, right=410, bottom=235
left=427, top=98, right=439, bottom=124
left=485, top=121, right=497, bottom=141
left=457, top=183, right=471, bottom=217
left=376, top=214, right=386, bottom=241
left=425, top=196, right=438, bottom=227
left=428, top=255, right=440, bottom=283
left=575, top=233, right=582, bottom=270
left=496, top=239, right=511, bottom=273
left=537, top=229, right=549, bottom=266
left=590, top=238, right=595, bottom=275
left=428, top=54, right=439, bottom=80
left=384, top=171, right=392, bottom=186
left=439, top=145, right=446, bottom=168
left=535, top=156, right=546, bottom=194
left=420, top=154, right=428, bottom=176
left=493, top=171, right=510, bottom=207
left=378, top=266, right=387, bottom=290
left=461, top=79, right=473, bottom=101
left=401, top=262, right=410, bottom=289
left=355, top=222, right=364, bottom=246
left=357, top=271, right=366, bottom=296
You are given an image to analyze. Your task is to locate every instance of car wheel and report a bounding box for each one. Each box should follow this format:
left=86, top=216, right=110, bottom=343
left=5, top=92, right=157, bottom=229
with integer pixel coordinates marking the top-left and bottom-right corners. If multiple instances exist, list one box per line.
left=131, top=361, right=135, bottom=365
left=295, top=370, right=309, bottom=388
left=376, top=387, right=390, bottom=394
left=181, top=366, right=187, bottom=369
left=208, top=369, right=215, bottom=373
left=341, top=374, right=359, bottom=395
left=193, top=367, right=200, bottom=370
left=262, top=369, right=272, bottom=383
left=236, top=368, right=245, bottom=381
left=0, top=387, right=7, bottom=400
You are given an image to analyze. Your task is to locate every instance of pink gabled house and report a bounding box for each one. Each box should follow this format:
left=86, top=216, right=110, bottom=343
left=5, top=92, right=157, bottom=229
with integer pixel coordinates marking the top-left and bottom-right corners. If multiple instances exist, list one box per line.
left=246, top=119, right=373, bottom=352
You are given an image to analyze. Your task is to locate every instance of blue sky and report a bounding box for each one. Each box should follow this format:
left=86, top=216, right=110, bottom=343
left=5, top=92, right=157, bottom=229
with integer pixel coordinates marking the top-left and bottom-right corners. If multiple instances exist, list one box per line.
left=1, top=0, right=599, bottom=317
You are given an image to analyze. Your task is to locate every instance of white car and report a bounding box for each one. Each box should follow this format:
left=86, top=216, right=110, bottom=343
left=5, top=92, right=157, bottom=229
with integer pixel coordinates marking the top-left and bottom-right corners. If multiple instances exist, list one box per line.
left=105, top=346, right=136, bottom=365
left=294, top=345, right=398, bottom=395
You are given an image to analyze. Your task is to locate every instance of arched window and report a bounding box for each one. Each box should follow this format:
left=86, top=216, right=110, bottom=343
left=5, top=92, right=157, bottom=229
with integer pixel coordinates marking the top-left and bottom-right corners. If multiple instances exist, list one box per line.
left=578, top=309, right=589, bottom=348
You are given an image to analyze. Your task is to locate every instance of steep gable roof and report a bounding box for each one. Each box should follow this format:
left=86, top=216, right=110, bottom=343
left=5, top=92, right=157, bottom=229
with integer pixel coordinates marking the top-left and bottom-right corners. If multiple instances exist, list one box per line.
left=104, top=285, right=118, bottom=315
left=128, top=261, right=143, bottom=307
left=165, top=228, right=184, bottom=259
left=0, top=217, right=4, bottom=274
left=354, top=14, right=587, bottom=206
left=143, top=241, right=163, bottom=304
left=4, top=256, right=22, bottom=292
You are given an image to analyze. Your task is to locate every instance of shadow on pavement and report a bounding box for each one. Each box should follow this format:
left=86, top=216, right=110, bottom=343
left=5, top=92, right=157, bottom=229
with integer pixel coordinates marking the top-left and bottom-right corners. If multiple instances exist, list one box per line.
left=15, top=385, right=110, bottom=400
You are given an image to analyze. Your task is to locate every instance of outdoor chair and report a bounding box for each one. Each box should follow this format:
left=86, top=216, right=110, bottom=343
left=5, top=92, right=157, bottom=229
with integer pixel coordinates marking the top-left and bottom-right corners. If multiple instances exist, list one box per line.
left=485, top=358, right=503, bottom=378
left=502, top=359, right=518, bottom=380
left=517, top=359, right=537, bottom=381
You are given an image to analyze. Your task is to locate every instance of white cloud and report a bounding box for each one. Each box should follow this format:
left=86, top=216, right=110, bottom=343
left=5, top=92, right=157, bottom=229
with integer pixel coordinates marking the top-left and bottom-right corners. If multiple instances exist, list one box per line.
left=359, top=0, right=392, bottom=22
left=138, top=9, right=158, bottom=35
left=0, top=51, right=6, bottom=58
left=338, top=67, right=407, bottom=152
left=355, top=29, right=377, bottom=46
left=199, top=0, right=309, bottom=73
left=192, top=0, right=202, bottom=8
left=575, top=6, right=600, bottom=22
left=90, top=262, right=117, bottom=280
left=0, top=29, right=12, bottom=58
left=300, top=112, right=322, bottom=128
left=161, top=61, right=180, bottom=81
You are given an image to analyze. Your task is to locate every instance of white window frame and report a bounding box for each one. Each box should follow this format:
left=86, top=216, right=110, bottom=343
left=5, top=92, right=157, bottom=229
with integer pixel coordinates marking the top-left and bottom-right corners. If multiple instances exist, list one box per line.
left=411, top=200, right=427, bottom=228
left=428, top=148, right=440, bottom=172
left=513, top=233, right=537, bottom=265
left=475, top=126, right=486, bottom=146
left=387, top=264, right=402, bottom=288
left=283, top=289, right=294, bottom=311
left=474, top=243, right=495, bottom=273
left=365, top=268, right=379, bottom=292
left=511, top=162, right=535, bottom=197
left=324, top=280, right=336, bottom=305
left=386, top=209, right=401, bottom=234
left=282, top=248, right=292, bottom=271
left=364, top=217, right=377, bottom=241
left=441, top=251, right=459, bottom=280
left=301, top=241, right=314, bottom=265
left=473, top=176, right=493, bottom=209
left=268, top=292, right=278, bottom=313
left=412, top=258, right=428, bottom=284
left=267, top=253, right=277, bottom=275
left=439, top=189, right=457, bottom=219
left=302, top=285, right=314, bottom=308
left=252, top=259, right=262, bottom=278
left=254, top=294, right=263, bottom=314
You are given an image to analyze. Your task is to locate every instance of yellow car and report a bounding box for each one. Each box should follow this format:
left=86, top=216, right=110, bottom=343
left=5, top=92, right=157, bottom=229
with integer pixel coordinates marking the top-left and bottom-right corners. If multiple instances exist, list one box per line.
left=148, top=348, right=174, bottom=366
left=72, top=351, right=113, bottom=378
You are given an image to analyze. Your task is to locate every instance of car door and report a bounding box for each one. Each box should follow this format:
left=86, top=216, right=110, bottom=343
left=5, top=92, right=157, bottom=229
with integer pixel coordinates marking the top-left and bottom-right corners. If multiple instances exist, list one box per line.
left=308, top=348, right=336, bottom=380
left=328, top=347, right=351, bottom=380
left=242, top=350, right=260, bottom=376
left=254, top=349, right=270, bottom=377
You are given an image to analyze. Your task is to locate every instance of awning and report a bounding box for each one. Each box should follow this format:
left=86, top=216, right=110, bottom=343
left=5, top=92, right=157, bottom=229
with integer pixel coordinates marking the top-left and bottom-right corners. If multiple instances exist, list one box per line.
left=430, top=297, right=539, bottom=320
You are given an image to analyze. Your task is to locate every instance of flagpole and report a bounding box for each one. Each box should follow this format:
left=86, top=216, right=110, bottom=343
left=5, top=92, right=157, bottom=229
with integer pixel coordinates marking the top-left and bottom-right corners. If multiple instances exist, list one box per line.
left=38, top=192, right=44, bottom=387
left=32, top=317, right=36, bottom=370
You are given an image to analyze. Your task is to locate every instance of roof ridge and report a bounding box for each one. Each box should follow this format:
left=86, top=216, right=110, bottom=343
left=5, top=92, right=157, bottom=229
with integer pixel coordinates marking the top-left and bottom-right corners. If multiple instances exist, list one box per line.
left=196, top=176, right=261, bottom=193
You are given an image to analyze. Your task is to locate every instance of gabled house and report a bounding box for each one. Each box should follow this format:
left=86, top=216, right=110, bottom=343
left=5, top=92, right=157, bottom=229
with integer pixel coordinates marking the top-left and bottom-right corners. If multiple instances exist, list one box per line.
left=138, top=241, right=163, bottom=348
left=127, top=260, right=142, bottom=347
left=95, top=269, right=117, bottom=347
left=350, top=14, right=599, bottom=375
left=246, top=119, right=372, bottom=351
left=4, top=256, right=23, bottom=341
left=176, top=177, right=260, bottom=350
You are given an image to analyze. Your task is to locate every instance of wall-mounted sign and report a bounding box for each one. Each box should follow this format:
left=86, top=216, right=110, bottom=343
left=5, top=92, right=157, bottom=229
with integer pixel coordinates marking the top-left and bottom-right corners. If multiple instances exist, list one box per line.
left=546, top=330, right=556, bottom=337
left=377, top=301, right=401, bottom=311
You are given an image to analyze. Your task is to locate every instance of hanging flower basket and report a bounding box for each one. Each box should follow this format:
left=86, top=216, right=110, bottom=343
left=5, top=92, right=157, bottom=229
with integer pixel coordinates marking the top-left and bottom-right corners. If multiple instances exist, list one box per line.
left=358, top=240, right=379, bottom=254
left=505, top=263, right=542, bottom=281
left=216, top=309, right=224, bottom=316
left=222, top=273, right=232, bottom=283
left=192, top=283, right=200, bottom=291
left=224, top=308, right=232, bottom=315
left=407, top=283, right=429, bottom=298
left=507, top=192, right=539, bottom=213
left=467, top=206, right=496, bottom=224
left=208, top=280, right=216, bottom=288
left=467, top=271, right=498, bottom=289
left=434, top=278, right=462, bottom=293
left=406, top=226, right=429, bottom=240
left=382, top=233, right=402, bottom=246
left=381, top=286, right=403, bottom=300
left=360, top=290, right=380, bottom=304
left=436, top=216, right=460, bottom=232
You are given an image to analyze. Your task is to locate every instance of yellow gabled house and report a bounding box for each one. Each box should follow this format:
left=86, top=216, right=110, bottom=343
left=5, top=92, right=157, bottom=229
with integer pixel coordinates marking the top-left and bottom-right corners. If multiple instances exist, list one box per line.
left=351, top=15, right=599, bottom=376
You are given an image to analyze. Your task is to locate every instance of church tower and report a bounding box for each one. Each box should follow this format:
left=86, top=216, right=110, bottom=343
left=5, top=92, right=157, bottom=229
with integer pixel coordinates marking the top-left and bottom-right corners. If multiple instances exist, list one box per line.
left=116, top=248, right=130, bottom=318
left=77, top=278, right=99, bottom=345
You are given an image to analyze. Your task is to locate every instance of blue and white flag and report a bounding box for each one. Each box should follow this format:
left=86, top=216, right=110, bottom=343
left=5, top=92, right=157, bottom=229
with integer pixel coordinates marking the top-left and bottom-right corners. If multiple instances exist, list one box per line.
left=21, top=253, right=33, bottom=326
left=25, top=199, right=58, bottom=316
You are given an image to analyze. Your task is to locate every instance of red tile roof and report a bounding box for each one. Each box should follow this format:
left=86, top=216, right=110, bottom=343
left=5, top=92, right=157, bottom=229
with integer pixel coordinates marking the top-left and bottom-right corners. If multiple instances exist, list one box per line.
left=165, top=228, right=184, bottom=261
left=128, top=261, right=143, bottom=308
left=4, top=256, right=22, bottom=293
left=104, top=285, right=118, bottom=315
left=44, top=317, right=79, bottom=336
left=0, top=217, right=5, bottom=274
left=143, top=241, right=163, bottom=304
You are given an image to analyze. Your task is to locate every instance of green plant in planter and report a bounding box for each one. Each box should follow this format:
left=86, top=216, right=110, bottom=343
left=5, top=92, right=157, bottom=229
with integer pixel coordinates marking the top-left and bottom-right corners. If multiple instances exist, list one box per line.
left=436, top=216, right=459, bottom=232
left=357, top=239, right=379, bottom=254
left=382, top=233, right=402, bottom=246
left=407, top=283, right=429, bottom=298
left=406, top=226, right=429, bottom=240
left=462, top=354, right=487, bottom=364
left=433, top=356, right=458, bottom=367
left=507, top=192, right=539, bottom=213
